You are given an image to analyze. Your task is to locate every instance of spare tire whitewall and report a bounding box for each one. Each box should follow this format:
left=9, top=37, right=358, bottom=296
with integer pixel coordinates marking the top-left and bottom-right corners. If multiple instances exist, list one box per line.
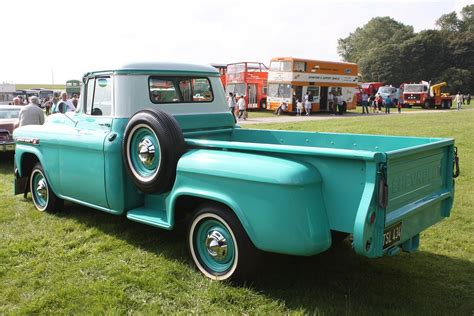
left=125, top=123, right=162, bottom=183
left=123, top=108, right=186, bottom=194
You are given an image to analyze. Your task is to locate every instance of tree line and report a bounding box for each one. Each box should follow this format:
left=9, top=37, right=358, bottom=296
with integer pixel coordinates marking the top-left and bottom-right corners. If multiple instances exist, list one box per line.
left=337, top=5, right=473, bottom=93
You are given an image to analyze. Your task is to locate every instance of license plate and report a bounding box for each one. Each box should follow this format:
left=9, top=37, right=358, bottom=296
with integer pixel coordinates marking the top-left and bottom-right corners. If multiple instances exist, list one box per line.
left=383, top=222, right=402, bottom=249
left=1, top=144, right=15, bottom=151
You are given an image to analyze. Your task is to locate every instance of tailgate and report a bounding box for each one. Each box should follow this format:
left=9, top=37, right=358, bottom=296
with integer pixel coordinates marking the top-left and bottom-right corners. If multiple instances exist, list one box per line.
left=382, top=140, right=455, bottom=252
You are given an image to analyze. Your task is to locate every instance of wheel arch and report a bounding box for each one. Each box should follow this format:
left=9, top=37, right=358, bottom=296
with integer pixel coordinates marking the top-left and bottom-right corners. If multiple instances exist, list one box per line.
left=16, top=150, right=41, bottom=178
left=170, top=190, right=255, bottom=244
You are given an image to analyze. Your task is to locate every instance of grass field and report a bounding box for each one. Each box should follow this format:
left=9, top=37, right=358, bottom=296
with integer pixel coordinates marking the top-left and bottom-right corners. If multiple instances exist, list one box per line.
left=1, top=108, right=473, bottom=314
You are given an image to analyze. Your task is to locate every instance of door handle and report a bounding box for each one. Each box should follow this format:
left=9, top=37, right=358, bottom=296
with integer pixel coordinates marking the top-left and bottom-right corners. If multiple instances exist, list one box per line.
left=99, top=123, right=111, bottom=127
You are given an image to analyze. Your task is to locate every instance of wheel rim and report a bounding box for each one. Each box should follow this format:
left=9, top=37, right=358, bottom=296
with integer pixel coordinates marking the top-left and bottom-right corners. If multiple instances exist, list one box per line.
left=31, top=170, right=48, bottom=211
left=194, top=217, right=236, bottom=275
left=127, top=124, right=161, bottom=182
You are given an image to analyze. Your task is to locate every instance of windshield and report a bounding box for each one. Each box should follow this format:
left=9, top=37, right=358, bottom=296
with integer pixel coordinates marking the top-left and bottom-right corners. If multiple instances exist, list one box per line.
left=378, top=87, right=397, bottom=94
left=269, top=61, right=292, bottom=72
left=227, top=63, right=245, bottom=74
left=268, top=83, right=292, bottom=98
left=404, top=84, right=426, bottom=93
left=226, top=83, right=246, bottom=96
left=0, top=108, right=20, bottom=119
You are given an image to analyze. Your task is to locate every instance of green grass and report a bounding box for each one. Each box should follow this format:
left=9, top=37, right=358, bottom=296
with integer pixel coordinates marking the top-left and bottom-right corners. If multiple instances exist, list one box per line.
left=1, top=108, right=473, bottom=314
left=244, top=110, right=275, bottom=118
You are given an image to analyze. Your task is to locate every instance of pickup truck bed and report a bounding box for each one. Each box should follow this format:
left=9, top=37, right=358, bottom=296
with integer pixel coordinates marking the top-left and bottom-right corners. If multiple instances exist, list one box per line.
left=183, top=128, right=455, bottom=258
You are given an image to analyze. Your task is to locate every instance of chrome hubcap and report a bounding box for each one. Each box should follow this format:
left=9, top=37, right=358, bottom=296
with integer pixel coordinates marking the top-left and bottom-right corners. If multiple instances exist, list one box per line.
left=37, top=178, right=47, bottom=199
left=206, top=230, right=228, bottom=259
left=138, top=138, right=155, bottom=166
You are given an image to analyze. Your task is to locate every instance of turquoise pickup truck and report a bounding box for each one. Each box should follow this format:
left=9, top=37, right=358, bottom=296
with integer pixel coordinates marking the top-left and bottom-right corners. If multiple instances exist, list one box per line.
left=13, top=63, right=459, bottom=281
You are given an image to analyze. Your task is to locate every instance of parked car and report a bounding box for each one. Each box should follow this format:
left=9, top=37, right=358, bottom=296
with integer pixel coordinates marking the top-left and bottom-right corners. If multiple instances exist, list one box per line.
left=0, top=105, right=20, bottom=152
left=376, top=86, right=402, bottom=106
left=13, top=63, right=459, bottom=281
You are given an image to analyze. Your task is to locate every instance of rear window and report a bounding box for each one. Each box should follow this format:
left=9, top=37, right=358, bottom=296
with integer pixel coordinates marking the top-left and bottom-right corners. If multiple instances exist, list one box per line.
left=149, top=77, right=213, bottom=104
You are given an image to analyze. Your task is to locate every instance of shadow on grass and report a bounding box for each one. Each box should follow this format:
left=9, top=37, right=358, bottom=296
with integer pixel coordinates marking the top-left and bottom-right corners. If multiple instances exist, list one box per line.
left=0, top=152, right=14, bottom=175
left=51, top=201, right=473, bottom=314
left=2, top=151, right=473, bottom=314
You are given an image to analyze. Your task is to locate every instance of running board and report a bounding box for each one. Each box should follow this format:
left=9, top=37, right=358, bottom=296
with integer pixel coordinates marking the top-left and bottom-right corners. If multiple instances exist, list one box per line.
left=127, top=207, right=171, bottom=229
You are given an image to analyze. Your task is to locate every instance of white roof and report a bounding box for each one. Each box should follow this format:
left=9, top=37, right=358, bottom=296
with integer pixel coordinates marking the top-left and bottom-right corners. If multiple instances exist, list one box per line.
left=85, top=62, right=219, bottom=76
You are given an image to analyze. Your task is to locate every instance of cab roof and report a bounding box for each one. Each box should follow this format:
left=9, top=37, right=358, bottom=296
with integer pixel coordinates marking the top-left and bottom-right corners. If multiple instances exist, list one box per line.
left=83, top=62, right=220, bottom=78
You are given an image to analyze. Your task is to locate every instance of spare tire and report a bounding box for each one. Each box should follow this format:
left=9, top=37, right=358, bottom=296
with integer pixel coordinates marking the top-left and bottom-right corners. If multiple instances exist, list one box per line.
left=123, top=108, right=186, bottom=194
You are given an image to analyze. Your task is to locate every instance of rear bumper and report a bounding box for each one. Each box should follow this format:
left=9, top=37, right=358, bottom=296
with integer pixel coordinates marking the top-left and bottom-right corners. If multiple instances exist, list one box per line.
left=383, top=189, right=452, bottom=254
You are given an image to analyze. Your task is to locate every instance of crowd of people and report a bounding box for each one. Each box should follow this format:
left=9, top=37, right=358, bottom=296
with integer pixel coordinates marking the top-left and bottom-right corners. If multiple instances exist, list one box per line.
left=360, top=91, right=401, bottom=114
left=13, top=91, right=77, bottom=128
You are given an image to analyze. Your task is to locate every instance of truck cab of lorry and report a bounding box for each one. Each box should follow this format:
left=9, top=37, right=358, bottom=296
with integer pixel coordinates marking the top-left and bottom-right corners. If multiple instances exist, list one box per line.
left=13, top=62, right=458, bottom=281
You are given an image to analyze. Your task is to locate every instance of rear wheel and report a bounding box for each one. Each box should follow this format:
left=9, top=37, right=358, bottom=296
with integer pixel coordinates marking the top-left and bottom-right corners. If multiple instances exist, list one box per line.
left=260, top=99, right=267, bottom=110
left=30, top=163, right=63, bottom=212
left=423, top=100, right=430, bottom=109
left=188, top=203, right=259, bottom=281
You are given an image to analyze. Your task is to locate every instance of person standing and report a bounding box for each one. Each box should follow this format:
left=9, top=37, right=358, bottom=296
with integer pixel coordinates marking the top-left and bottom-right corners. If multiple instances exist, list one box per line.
left=227, top=92, right=236, bottom=117
left=466, top=93, right=471, bottom=105
left=237, top=95, right=246, bottom=120
left=384, top=96, right=391, bottom=114
left=332, top=92, right=338, bottom=115
left=12, top=97, right=22, bottom=105
left=336, top=93, right=344, bottom=115
left=361, top=91, right=369, bottom=114
left=328, top=92, right=334, bottom=113
left=51, top=92, right=67, bottom=114
left=455, top=92, right=463, bottom=111
left=304, top=96, right=312, bottom=116
left=296, top=99, right=303, bottom=116
left=61, top=91, right=76, bottom=112
left=16, top=96, right=45, bottom=127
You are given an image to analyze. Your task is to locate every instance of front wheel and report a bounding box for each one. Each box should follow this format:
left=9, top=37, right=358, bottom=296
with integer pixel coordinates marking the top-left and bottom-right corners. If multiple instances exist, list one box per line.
left=188, top=203, right=259, bottom=281
left=30, top=163, right=63, bottom=212
left=423, top=100, right=430, bottom=109
left=260, top=99, right=267, bottom=110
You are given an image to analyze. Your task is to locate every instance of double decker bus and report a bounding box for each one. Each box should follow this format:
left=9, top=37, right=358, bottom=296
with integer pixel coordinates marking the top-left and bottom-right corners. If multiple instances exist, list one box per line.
left=211, top=63, right=227, bottom=87
left=225, top=62, right=268, bottom=110
left=267, top=57, right=359, bottom=113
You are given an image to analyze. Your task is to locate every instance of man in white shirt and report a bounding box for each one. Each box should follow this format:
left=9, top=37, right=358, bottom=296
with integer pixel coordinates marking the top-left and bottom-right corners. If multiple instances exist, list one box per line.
left=61, top=91, right=76, bottom=112
left=17, top=96, right=45, bottom=127
left=237, top=95, right=246, bottom=120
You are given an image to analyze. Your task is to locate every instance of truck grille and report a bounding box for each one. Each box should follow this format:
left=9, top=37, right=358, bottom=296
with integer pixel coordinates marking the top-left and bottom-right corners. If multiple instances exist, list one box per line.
left=405, top=94, right=420, bottom=101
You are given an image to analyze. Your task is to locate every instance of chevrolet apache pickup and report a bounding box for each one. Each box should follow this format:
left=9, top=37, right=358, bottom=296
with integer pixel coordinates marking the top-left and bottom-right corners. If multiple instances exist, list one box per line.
left=13, top=63, right=459, bottom=281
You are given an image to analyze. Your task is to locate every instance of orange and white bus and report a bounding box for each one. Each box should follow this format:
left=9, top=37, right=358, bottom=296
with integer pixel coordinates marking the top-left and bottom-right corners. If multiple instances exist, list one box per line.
left=267, top=57, right=359, bottom=113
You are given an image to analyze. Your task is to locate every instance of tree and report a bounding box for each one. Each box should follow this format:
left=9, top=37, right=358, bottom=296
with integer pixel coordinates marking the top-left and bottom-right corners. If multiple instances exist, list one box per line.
left=337, top=17, right=414, bottom=63
left=436, top=12, right=461, bottom=32
left=337, top=5, right=474, bottom=93
left=460, top=4, right=474, bottom=32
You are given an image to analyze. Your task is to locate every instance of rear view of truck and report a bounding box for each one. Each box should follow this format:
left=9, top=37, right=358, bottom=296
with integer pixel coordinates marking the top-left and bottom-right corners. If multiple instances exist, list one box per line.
left=351, top=137, right=458, bottom=258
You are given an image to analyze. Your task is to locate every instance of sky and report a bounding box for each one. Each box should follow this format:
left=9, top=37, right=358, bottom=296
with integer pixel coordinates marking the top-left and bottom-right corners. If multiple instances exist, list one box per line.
left=0, top=0, right=471, bottom=84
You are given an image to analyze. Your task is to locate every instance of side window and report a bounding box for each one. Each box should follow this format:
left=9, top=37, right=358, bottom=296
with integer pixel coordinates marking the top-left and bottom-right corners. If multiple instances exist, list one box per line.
left=192, top=78, right=213, bottom=102
left=307, top=86, right=320, bottom=100
left=149, top=77, right=214, bottom=103
left=179, top=79, right=192, bottom=102
left=91, top=77, right=113, bottom=116
left=294, top=62, right=306, bottom=72
left=150, top=78, right=179, bottom=103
